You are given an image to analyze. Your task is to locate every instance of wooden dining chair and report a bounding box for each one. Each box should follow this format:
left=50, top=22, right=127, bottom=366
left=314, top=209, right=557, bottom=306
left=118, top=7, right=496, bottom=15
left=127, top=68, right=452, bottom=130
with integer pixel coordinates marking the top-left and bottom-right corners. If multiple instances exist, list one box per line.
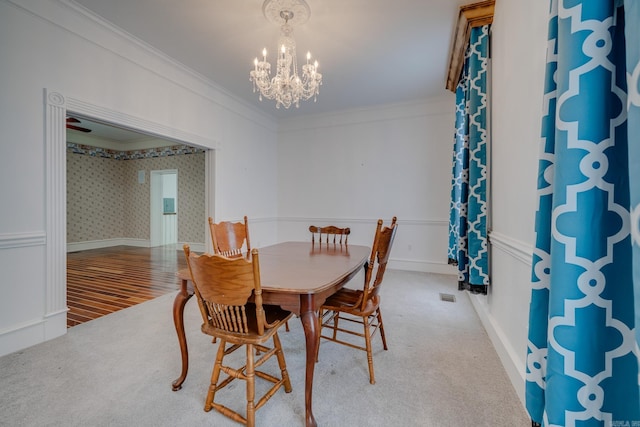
left=209, top=216, right=291, bottom=334
left=209, top=216, right=251, bottom=258
left=183, top=245, right=293, bottom=427
left=316, top=217, right=398, bottom=384
left=309, top=225, right=350, bottom=245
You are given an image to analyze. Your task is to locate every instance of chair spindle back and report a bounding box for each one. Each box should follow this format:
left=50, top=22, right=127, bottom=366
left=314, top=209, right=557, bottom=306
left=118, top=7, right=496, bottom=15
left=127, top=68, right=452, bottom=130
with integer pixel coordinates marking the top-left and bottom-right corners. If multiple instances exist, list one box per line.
left=361, top=217, right=397, bottom=311
left=184, top=246, right=268, bottom=336
left=309, top=225, right=350, bottom=245
left=208, top=216, right=251, bottom=258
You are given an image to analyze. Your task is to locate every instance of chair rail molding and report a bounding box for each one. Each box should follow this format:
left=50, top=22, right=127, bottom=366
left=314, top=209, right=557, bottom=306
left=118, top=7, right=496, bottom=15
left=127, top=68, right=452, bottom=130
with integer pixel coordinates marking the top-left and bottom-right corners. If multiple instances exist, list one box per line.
left=0, top=232, right=46, bottom=249
left=277, top=217, right=447, bottom=226
left=488, top=230, right=533, bottom=266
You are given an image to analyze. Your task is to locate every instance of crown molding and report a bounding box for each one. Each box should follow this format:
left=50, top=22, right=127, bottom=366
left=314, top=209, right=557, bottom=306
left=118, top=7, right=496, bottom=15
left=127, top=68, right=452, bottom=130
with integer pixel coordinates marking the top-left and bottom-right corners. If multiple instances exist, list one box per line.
left=278, top=95, right=454, bottom=133
left=445, top=0, right=495, bottom=92
left=6, top=0, right=277, bottom=130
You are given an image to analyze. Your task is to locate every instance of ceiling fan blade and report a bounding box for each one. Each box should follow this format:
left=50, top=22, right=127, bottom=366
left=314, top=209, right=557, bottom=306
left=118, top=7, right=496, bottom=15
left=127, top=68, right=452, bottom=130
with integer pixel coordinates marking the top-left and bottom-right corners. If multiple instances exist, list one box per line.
left=66, top=117, right=81, bottom=123
left=66, top=124, right=92, bottom=133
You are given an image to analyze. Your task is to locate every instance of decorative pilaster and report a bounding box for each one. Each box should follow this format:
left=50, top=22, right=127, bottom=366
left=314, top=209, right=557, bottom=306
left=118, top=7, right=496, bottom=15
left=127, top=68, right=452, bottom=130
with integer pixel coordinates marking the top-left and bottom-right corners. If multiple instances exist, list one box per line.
left=44, top=89, right=68, bottom=322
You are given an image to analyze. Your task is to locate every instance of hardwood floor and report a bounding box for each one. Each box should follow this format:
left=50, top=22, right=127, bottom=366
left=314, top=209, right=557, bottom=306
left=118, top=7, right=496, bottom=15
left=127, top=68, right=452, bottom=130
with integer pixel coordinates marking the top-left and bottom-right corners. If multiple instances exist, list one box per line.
left=66, top=245, right=187, bottom=328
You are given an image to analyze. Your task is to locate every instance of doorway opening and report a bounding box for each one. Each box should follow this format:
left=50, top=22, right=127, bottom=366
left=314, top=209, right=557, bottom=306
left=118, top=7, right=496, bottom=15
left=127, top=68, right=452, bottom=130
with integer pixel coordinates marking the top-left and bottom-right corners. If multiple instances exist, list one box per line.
left=150, top=169, right=178, bottom=248
left=60, top=115, right=212, bottom=330
left=64, top=121, right=205, bottom=327
left=44, top=90, right=217, bottom=335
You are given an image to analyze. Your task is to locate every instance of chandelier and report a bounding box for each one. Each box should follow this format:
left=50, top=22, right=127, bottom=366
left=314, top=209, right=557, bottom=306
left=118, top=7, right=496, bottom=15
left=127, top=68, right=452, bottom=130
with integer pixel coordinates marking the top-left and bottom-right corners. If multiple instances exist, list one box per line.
left=249, top=0, right=322, bottom=109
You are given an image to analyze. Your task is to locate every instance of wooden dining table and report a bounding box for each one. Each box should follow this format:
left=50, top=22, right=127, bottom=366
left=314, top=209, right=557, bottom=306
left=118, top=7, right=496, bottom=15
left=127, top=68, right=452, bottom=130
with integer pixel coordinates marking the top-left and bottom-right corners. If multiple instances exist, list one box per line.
left=171, top=241, right=371, bottom=427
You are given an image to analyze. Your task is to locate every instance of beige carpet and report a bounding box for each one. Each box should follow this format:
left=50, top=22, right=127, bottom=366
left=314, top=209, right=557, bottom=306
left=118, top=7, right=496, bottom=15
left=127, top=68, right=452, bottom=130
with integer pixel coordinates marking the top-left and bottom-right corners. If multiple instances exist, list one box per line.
left=0, top=270, right=530, bottom=426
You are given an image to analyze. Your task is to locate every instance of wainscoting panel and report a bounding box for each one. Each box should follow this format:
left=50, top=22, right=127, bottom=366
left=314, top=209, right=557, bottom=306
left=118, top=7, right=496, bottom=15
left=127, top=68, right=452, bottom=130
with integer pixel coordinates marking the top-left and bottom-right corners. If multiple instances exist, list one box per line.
left=0, top=235, right=50, bottom=357
left=467, top=231, right=535, bottom=407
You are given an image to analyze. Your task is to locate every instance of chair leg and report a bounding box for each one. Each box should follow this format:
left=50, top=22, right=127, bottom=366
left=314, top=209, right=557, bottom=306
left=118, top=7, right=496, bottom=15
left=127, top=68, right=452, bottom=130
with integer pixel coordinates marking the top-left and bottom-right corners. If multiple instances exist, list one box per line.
left=246, top=344, right=256, bottom=427
left=362, top=316, right=375, bottom=385
left=315, top=309, right=323, bottom=362
left=377, top=309, right=388, bottom=351
left=332, top=312, right=340, bottom=340
left=205, top=339, right=226, bottom=412
left=273, top=332, right=292, bottom=393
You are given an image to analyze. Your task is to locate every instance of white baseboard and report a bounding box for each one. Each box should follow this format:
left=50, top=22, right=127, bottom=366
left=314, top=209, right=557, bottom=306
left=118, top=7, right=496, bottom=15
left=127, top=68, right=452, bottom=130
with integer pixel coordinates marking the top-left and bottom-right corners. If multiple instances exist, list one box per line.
left=467, top=293, right=527, bottom=410
left=0, top=311, right=68, bottom=358
left=66, top=239, right=206, bottom=253
left=65, top=241, right=443, bottom=272
left=390, top=259, right=457, bottom=275
left=0, top=318, right=46, bottom=358
left=178, top=242, right=205, bottom=253
left=67, top=238, right=149, bottom=252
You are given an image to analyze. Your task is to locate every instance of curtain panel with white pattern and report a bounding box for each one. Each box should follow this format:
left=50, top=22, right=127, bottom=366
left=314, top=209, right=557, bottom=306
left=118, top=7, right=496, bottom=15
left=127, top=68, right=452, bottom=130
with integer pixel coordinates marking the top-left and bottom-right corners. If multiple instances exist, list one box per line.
left=526, top=1, right=640, bottom=425
left=448, top=24, right=490, bottom=295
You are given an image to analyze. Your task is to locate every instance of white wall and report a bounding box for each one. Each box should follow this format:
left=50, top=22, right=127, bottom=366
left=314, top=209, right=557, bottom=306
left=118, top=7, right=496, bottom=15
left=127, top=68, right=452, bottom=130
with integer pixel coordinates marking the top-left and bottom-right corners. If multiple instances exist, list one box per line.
left=0, top=3, right=553, bottom=417
left=470, top=0, right=549, bottom=408
left=276, top=97, right=457, bottom=274
left=273, top=0, right=550, bottom=412
left=0, top=0, right=279, bottom=357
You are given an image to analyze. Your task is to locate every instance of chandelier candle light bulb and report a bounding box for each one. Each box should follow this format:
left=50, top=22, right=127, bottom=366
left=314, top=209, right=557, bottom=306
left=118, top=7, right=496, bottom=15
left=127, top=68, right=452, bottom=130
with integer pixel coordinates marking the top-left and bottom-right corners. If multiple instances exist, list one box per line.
left=249, top=0, right=322, bottom=109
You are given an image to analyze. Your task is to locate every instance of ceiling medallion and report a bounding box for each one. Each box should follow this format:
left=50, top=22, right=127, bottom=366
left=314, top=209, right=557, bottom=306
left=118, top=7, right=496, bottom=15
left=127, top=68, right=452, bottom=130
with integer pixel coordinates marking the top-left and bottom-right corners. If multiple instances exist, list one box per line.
left=249, top=0, right=322, bottom=109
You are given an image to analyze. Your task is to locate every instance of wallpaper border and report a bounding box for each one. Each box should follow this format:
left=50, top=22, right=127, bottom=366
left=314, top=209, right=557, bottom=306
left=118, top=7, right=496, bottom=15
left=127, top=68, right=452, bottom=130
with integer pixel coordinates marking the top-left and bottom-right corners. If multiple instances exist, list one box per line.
left=67, top=142, right=205, bottom=159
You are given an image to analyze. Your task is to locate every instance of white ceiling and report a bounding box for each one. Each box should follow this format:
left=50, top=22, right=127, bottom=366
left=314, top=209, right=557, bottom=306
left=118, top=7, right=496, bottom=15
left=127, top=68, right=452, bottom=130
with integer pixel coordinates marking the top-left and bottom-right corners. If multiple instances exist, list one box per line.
left=70, top=0, right=465, bottom=126
left=66, top=116, right=154, bottom=143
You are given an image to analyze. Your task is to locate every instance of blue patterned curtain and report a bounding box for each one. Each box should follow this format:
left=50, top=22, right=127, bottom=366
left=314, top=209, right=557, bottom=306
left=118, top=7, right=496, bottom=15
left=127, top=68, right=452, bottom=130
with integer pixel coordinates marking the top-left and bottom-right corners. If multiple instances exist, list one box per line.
left=626, top=3, right=640, bottom=397
left=448, top=25, right=490, bottom=295
left=526, top=1, right=640, bottom=425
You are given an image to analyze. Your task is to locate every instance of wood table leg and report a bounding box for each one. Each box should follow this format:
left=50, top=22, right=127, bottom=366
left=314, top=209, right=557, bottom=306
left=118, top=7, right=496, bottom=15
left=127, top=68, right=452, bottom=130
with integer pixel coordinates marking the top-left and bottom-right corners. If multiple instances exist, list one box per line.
left=171, top=279, right=193, bottom=391
left=300, top=294, right=318, bottom=427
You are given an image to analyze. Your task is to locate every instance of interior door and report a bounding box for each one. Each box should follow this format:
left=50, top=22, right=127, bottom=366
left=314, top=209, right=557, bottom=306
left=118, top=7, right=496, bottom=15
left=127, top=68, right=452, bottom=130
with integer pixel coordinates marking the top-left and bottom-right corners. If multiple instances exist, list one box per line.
left=150, top=169, right=178, bottom=247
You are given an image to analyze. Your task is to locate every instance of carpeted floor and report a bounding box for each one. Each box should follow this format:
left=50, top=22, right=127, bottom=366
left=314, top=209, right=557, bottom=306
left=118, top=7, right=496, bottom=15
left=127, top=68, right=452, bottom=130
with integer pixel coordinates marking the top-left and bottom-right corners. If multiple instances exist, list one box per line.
left=0, top=270, right=530, bottom=426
